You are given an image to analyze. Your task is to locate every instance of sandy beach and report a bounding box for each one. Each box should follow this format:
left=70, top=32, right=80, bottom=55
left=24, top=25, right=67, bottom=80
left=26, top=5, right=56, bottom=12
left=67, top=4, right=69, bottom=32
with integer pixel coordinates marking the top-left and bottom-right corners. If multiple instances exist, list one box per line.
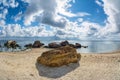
left=0, top=48, right=120, bottom=80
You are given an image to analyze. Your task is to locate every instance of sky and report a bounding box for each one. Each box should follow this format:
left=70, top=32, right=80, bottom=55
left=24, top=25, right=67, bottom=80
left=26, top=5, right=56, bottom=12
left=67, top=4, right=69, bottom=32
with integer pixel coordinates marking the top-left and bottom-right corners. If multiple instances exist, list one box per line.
left=0, top=0, right=120, bottom=40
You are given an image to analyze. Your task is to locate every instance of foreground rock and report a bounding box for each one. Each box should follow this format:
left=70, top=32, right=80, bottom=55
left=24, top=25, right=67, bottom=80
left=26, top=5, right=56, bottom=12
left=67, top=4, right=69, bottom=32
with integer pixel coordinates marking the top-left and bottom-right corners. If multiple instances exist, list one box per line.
left=37, top=46, right=81, bottom=67
left=32, top=40, right=44, bottom=48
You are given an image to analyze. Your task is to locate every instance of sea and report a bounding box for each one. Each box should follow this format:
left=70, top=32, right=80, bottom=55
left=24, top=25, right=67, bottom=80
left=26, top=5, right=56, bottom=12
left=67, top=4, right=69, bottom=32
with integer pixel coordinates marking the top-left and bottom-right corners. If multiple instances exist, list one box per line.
left=0, top=37, right=120, bottom=53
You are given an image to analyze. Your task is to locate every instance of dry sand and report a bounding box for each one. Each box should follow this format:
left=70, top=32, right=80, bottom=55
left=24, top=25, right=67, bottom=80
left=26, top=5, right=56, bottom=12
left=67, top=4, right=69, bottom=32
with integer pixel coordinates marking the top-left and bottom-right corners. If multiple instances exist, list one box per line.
left=0, top=48, right=120, bottom=80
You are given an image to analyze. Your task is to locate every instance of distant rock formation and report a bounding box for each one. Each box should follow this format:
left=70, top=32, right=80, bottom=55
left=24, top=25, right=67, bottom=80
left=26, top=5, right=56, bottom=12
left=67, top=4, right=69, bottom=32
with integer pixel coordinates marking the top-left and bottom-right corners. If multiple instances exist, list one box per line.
left=46, top=40, right=88, bottom=49
left=32, top=40, right=44, bottom=48
left=60, top=40, right=69, bottom=46
left=37, top=46, right=81, bottom=67
left=48, top=42, right=61, bottom=48
left=4, top=40, right=20, bottom=49
left=75, top=43, right=81, bottom=48
left=24, top=43, right=33, bottom=49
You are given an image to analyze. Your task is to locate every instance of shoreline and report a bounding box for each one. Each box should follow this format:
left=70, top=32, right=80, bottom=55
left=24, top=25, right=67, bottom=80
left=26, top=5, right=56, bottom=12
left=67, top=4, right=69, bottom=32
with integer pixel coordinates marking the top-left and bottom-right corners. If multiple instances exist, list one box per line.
left=1, top=47, right=120, bottom=54
left=79, top=50, right=120, bottom=54
left=0, top=48, right=120, bottom=80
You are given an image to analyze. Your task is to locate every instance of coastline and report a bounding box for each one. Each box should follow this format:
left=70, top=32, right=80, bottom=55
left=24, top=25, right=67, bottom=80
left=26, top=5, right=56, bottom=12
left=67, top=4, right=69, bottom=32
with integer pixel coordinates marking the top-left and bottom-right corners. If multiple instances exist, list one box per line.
left=0, top=48, right=120, bottom=80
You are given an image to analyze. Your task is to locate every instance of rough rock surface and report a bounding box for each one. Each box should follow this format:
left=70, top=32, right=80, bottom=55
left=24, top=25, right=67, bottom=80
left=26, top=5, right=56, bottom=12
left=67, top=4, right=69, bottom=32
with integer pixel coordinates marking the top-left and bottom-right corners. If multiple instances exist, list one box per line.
left=75, top=43, right=81, bottom=48
left=37, top=46, right=81, bottom=67
left=46, top=40, right=88, bottom=49
left=4, top=40, right=20, bottom=49
left=48, top=42, right=61, bottom=48
left=24, top=43, right=33, bottom=48
left=32, top=40, right=44, bottom=48
left=60, top=40, right=69, bottom=46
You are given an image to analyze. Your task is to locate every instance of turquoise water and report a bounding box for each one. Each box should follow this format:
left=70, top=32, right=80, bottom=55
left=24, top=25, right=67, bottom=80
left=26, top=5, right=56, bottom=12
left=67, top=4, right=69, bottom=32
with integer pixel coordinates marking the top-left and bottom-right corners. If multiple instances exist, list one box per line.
left=0, top=37, right=120, bottom=53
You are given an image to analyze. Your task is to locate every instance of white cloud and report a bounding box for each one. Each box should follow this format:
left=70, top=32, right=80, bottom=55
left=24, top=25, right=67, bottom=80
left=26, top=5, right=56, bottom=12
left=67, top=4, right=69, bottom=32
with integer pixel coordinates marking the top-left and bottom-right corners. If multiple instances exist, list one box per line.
left=0, top=0, right=19, bottom=21
left=9, top=0, right=19, bottom=8
left=0, top=0, right=19, bottom=8
left=0, top=8, right=8, bottom=19
left=0, top=24, right=54, bottom=37
left=24, top=0, right=67, bottom=27
left=96, top=0, right=103, bottom=7
left=53, top=20, right=101, bottom=39
left=0, top=20, right=5, bottom=26
left=23, top=0, right=90, bottom=27
left=77, top=18, right=83, bottom=22
left=0, top=0, right=120, bottom=40
left=14, top=11, right=23, bottom=22
left=96, top=0, right=120, bottom=37
left=56, top=0, right=90, bottom=18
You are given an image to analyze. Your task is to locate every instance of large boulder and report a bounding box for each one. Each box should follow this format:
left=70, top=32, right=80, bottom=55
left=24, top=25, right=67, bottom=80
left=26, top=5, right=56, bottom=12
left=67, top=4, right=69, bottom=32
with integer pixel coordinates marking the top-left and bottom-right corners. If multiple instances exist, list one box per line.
left=48, top=42, right=61, bottom=48
left=56, top=45, right=77, bottom=53
left=37, top=46, right=81, bottom=67
left=60, top=40, right=69, bottom=46
left=32, top=40, right=44, bottom=48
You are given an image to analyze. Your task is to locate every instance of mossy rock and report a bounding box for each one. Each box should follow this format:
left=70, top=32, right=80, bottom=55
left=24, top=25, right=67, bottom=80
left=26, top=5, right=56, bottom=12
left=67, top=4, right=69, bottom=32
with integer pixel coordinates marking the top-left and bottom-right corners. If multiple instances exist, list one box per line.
left=37, top=46, right=81, bottom=67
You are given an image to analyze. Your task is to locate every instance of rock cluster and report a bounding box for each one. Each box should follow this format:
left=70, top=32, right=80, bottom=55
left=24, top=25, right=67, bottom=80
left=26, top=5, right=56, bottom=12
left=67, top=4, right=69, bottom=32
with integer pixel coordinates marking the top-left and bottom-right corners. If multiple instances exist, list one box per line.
left=37, top=46, right=81, bottom=67
left=4, top=40, right=20, bottom=49
left=47, top=40, right=87, bottom=48
left=24, top=40, right=44, bottom=48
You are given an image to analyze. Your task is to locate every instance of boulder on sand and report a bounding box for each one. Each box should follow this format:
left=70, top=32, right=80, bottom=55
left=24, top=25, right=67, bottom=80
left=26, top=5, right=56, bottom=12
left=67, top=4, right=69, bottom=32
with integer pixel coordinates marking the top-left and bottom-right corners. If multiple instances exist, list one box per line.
left=37, top=46, right=81, bottom=67
left=60, top=40, right=69, bottom=46
left=48, top=42, right=61, bottom=48
left=32, top=40, right=44, bottom=48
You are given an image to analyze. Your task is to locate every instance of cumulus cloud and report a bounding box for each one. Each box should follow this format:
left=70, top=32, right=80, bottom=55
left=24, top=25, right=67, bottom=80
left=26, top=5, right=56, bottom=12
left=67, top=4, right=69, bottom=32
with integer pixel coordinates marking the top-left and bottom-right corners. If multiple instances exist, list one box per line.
left=95, top=0, right=103, bottom=7
left=0, top=8, right=8, bottom=19
left=14, top=11, right=23, bottom=22
left=0, top=24, right=54, bottom=37
left=96, top=0, right=120, bottom=37
left=0, top=0, right=120, bottom=40
left=24, top=0, right=67, bottom=27
left=53, top=21, right=101, bottom=39
left=24, top=0, right=90, bottom=27
left=0, top=0, right=19, bottom=22
left=0, top=0, right=19, bottom=8
left=0, top=20, right=5, bottom=26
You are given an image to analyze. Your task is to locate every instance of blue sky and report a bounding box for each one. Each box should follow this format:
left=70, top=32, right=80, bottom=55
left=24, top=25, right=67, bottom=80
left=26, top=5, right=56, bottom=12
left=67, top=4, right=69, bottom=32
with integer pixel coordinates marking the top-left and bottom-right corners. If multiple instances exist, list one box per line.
left=0, top=0, right=120, bottom=40
left=69, top=0, right=106, bottom=25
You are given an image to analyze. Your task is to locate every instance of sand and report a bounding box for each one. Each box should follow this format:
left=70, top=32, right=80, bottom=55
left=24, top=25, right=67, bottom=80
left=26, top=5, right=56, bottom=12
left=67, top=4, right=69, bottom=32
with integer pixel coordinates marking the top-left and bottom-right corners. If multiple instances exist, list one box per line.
left=0, top=48, right=120, bottom=80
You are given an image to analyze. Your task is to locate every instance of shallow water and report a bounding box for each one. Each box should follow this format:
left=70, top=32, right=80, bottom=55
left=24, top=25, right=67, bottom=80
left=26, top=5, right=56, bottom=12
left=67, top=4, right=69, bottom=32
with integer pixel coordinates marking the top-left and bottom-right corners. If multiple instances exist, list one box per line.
left=76, top=40, right=120, bottom=53
left=0, top=37, right=120, bottom=53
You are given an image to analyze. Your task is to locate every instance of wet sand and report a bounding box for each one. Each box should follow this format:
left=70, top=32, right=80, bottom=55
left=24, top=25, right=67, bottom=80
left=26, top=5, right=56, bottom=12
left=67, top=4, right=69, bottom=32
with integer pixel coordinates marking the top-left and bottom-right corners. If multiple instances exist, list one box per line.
left=0, top=48, right=120, bottom=80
